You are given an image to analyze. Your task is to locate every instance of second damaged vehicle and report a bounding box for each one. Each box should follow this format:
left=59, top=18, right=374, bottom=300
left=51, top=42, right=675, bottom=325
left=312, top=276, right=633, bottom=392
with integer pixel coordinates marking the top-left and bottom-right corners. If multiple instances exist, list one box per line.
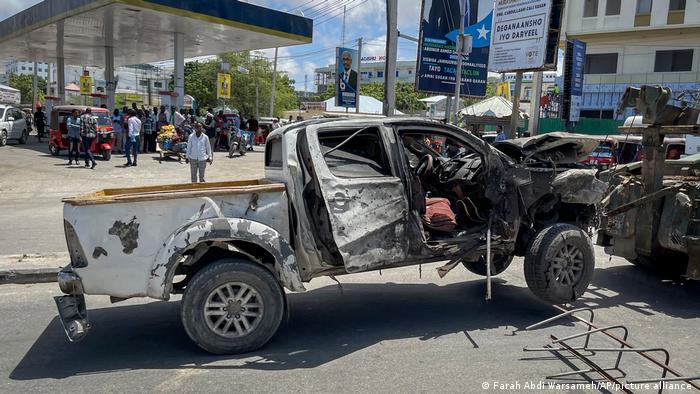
left=55, top=119, right=605, bottom=354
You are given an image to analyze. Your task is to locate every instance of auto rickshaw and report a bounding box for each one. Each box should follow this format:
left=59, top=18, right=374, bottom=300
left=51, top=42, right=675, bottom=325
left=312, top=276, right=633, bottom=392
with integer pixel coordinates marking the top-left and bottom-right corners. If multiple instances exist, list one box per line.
left=48, top=105, right=114, bottom=161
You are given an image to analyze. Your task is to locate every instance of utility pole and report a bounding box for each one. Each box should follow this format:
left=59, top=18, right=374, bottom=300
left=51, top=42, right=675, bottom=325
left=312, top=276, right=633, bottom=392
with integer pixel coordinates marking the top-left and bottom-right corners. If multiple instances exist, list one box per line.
left=269, top=47, right=278, bottom=117
left=383, top=0, right=398, bottom=116
left=341, top=5, right=347, bottom=46
left=356, top=37, right=362, bottom=114
left=528, top=71, right=543, bottom=136
left=508, top=71, right=523, bottom=139
left=450, top=0, right=468, bottom=125
left=32, top=61, right=38, bottom=108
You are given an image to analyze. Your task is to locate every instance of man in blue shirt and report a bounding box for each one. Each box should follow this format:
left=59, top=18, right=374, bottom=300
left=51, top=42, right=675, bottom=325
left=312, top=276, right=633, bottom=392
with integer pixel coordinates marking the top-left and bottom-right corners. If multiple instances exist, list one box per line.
left=66, top=109, right=81, bottom=165
left=495, top=125, right=507, bottom=142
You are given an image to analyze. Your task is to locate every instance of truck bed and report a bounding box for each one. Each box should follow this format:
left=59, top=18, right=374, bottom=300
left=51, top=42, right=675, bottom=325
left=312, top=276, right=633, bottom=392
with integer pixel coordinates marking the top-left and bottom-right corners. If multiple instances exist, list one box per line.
left=63, top=179, right=286, bottom=206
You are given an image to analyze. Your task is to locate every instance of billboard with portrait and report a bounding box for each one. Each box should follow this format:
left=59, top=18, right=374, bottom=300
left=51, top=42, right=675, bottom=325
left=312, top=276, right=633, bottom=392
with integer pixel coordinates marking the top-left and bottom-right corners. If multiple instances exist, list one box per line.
left=335, top=47, right=359, bottom=108
left=217, top=73, right=231, bottom=99
left=416, top=0, right=494, bottom=97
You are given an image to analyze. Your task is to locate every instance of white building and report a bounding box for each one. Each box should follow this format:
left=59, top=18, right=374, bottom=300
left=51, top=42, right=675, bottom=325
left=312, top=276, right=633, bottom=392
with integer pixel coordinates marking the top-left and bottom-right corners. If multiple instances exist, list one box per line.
left=562, top=0, right=700, bottom=119
left=503, top=71, right=559, bottom=102
left=314, top=60, right=416, bottom=93
left=1, top=59, right=168, bottom=104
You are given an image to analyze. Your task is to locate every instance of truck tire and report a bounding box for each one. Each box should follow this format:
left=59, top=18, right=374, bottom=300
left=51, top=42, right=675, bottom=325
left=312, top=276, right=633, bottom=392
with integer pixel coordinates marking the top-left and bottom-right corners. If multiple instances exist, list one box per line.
left=462, top=255, right=513, bottom=276
left=524, top=224, right=594, bottom=304
left=181, top=258, right=284, bottom=354
left=0, top=130, right=6, bottom=146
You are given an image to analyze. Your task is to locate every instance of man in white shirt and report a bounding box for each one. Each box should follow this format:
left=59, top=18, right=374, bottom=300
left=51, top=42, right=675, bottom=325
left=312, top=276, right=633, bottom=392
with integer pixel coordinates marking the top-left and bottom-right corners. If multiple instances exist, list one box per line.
left=186, top=123, right=212, bottom=183
left=126, top=110, right=142, bottom=167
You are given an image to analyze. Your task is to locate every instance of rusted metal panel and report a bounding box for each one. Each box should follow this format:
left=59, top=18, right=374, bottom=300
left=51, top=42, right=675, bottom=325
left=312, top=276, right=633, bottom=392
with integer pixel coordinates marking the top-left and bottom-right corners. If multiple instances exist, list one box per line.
left=658, top=192, right=691, bottom=253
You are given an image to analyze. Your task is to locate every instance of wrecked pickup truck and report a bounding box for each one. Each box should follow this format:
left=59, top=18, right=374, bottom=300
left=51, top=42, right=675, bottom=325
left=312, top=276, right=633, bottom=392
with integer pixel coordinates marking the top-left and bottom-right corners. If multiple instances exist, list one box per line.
left=56, top=119, right=605, bottom=354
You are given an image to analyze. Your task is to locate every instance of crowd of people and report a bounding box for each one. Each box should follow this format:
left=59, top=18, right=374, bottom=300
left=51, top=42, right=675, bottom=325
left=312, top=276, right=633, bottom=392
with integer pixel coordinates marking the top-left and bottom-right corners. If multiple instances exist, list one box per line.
left=58, top=102, right=284, bottom=182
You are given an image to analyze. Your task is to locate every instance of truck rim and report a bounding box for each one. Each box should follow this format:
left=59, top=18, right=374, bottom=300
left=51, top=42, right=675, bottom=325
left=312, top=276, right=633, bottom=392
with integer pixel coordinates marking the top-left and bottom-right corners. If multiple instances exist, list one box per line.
left=204, top=282, right=264, bottom=338
left=551, top=244, right=584, bottom=286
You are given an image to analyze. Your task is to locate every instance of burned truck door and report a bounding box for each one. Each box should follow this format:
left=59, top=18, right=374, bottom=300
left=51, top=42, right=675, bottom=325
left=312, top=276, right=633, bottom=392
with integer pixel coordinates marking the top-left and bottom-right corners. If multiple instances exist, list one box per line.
left=303, top=123, right=410, bottom=273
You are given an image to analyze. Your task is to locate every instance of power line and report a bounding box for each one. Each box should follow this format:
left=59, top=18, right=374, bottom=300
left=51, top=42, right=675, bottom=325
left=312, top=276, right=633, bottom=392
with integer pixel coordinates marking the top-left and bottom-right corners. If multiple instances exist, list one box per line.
left=287, top=0, right=318, bottom=12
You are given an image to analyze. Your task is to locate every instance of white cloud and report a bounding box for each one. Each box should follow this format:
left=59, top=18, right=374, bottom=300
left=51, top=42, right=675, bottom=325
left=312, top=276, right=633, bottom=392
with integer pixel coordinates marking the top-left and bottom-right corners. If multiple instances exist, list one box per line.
left=1, top=0, right=41, bottom=20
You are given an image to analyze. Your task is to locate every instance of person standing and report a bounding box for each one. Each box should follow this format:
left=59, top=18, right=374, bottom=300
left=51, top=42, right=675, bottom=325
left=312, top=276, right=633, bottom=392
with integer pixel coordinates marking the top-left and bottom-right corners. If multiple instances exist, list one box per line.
left=125, top=109, right=141, bottom=166
left=80, top=108, right=97, bottom=169
left=203, top=108, right=216, bottom=152
left=245, top=115, right=258, bottom=151
left=186, top=123, right=212, bottom=183
left=34, top=105, right=46, bottom=143
left=112, top=109, right=123, bottom=154
left=142, top=110, right=155, bottom=153
left=495, top=125, right=507, bottom=142
left=66, top=109, right=81, bottom=165
left=214, top=110, right=225, bottom=150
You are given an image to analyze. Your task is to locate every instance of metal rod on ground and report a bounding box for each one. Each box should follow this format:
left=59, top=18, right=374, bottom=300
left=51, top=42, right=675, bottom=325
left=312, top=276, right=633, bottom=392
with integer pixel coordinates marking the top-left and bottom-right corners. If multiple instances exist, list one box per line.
left=509, top=71, right=522, bottom=138
left=551, top=305, right=700, bottom=391
left=528, top=71, right=543, bottom=136
left=269, top=47, right=278, bottom=117
left=356, top=37, right=362, bottom=114
left=486, top=214, right=492, bottom=300
left=450, top=0, right=467, bottom=125
left=383, top=0, right=397, bottom=116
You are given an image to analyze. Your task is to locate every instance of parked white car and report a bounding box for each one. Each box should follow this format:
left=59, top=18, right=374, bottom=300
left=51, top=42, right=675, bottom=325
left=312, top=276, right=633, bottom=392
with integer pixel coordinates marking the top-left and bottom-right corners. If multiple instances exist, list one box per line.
left=0, top=104, right=29, bottom=146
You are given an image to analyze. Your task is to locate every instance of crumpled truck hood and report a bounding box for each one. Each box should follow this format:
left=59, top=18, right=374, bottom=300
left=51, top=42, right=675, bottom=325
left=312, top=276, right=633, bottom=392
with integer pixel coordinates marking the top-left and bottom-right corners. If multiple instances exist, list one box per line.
left=493, top=132, right=600, bottom=164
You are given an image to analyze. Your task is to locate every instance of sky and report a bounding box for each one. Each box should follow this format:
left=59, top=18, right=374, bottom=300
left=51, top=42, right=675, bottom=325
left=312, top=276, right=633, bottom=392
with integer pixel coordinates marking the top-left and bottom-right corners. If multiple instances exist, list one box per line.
left=0, top=0, right=424, bottom=91
left=1, top=0, right=560, bottom=91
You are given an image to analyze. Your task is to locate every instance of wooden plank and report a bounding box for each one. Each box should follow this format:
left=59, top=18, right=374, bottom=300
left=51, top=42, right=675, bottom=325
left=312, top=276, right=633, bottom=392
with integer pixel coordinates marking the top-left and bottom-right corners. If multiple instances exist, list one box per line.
left=63, top=180, right=287, bottom=206
left=99, top=178, right=269, bottom=196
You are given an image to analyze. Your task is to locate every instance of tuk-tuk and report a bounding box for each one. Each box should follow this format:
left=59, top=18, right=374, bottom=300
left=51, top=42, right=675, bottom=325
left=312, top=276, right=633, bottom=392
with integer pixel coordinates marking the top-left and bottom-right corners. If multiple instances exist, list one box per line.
left=48, top=105, right=114, bottom=161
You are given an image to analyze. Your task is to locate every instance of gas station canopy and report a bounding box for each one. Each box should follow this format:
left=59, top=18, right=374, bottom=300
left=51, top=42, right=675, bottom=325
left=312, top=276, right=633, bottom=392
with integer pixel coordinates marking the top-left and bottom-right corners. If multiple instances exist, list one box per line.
left=0, top=0, right=313, bottom=66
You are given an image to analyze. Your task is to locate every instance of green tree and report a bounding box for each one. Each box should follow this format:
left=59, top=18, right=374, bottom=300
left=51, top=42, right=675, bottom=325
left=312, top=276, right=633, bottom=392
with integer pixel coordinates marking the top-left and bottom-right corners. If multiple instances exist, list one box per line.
left=7, top=73, right=47, bottom=104
left=181, top=52, right=299, bottom=118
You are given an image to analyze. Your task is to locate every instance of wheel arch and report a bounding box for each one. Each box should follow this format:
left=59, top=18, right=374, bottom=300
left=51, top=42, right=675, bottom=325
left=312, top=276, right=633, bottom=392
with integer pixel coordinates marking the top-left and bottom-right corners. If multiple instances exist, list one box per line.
left=147, top=218, right=305, bottom=299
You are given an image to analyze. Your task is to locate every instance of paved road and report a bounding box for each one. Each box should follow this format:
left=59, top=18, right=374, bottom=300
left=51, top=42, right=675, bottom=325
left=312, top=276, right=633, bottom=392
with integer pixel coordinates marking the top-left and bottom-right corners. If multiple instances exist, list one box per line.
left=0, top=137, right=264, bottom=255
left=2, top=250, right=699, bottom=393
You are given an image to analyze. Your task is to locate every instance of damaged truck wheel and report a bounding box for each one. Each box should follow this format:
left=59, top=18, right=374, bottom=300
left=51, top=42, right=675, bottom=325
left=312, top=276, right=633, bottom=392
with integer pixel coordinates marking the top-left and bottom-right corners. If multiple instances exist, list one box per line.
left=524, top=224, right=594, bottom=304
left=181, top=258, right=284, bottom=354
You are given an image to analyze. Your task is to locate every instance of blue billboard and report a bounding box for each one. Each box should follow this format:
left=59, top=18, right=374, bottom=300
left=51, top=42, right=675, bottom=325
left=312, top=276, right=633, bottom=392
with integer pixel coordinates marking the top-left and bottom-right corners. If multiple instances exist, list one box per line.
left=416, top=0, right=494, bottom=97
left=571, top=40, right=586, bottom=97
left=335, top=47, right=359, bottom=108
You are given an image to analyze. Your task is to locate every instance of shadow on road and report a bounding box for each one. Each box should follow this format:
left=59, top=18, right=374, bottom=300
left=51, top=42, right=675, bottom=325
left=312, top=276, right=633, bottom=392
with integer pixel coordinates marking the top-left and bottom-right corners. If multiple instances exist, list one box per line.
left=581, top=264, right=700, bottom=319
left=10, top=279, right=553, bottom=380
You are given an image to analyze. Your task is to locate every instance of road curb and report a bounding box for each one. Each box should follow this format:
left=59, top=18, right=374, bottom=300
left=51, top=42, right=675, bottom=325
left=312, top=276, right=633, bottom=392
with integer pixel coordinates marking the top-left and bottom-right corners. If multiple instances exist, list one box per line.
left=0, top=268, right=61, bottom=285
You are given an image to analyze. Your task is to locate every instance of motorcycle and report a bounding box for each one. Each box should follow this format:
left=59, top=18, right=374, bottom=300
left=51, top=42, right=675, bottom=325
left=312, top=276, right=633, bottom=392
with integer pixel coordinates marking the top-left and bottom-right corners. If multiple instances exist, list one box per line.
left=228, top=127, right=247, bottom=158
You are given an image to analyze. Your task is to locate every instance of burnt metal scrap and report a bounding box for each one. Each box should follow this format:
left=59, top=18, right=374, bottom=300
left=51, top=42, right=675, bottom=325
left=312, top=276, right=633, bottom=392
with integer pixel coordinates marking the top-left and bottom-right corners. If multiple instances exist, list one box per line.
left=524, top=306, right=700, bottom=393
left=618, top=85, right=700, bottom=126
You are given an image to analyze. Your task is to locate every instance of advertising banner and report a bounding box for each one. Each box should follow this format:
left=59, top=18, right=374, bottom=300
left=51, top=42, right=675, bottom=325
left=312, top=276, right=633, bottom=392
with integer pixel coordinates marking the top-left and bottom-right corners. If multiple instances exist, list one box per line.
left=488, top=0, right=553, bottom=72
left=0, top=86, right=20, bottom=105
left=496, top=81, right=511, bottom=100
left=564, top=39, right=586, bottom=122
left=217, top=73, right=231, bottom=99
left=571, top=40, right=586, bottom=97
left=416, top=0, right=494, bottom=97
left=335, top=47, right=359, bottom=108
left=79, top=75, right=92, bottom=95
